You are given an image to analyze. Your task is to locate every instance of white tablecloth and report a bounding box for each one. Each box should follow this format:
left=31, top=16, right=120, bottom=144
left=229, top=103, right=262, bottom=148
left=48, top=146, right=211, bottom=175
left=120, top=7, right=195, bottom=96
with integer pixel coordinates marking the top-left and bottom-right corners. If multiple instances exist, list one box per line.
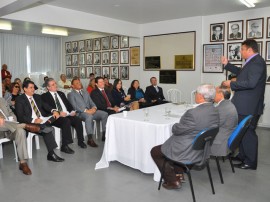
left=95, top=103, right=191, bottom=181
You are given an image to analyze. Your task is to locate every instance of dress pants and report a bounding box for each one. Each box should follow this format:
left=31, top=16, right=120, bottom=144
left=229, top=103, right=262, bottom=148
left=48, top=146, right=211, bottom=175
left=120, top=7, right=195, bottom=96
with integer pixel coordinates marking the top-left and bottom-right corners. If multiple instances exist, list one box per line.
left=51, top=117, right=73, bottom=146
left=66, top=116, right=84, bottom=143
left=39, top=126, right=58, bottom=152
left=238, top=114, right=260, bottom=168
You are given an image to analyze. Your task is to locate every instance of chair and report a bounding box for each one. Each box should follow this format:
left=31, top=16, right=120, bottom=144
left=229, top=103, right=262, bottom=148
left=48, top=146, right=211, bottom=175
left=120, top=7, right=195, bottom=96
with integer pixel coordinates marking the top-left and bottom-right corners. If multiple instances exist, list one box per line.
left=0, top=138, right=18, bottom=162
left=190, top=90, right=196, bottom=104
left=27, top=132, right=40, bottom=159
left=213, top=115, right=252, bottom=184
left=167, top=89, right=182, bottom=103
left=158, top=127, right=219, bottom=202
left=93, top=120, right=103, bottom=139
left=73, top=121, right=88, bottom=139
left=53, top=126, right=62, bottom=149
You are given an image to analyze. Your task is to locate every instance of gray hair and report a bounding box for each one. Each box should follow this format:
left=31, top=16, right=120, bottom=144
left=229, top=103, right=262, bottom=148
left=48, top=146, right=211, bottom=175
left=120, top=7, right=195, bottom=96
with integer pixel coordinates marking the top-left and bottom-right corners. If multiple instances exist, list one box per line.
left=45, top=78, right=55, bottom=88
left=196, top=84, right=216, bottom=102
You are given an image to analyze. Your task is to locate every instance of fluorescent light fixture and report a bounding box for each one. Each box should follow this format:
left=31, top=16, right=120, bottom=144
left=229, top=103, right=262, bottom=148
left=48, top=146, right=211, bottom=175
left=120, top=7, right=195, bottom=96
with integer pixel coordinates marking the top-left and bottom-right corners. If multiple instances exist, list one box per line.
left=240, top=0, right=255, bottom=8
left=0, top=21, right=12, bottom=30
left=42, top=26, right=68, bottom=36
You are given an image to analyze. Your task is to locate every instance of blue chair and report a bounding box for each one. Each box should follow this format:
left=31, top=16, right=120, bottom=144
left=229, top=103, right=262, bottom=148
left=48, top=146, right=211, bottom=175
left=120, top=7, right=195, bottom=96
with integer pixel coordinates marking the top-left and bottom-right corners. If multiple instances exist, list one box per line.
left=158, top=127, right=219, bottom=202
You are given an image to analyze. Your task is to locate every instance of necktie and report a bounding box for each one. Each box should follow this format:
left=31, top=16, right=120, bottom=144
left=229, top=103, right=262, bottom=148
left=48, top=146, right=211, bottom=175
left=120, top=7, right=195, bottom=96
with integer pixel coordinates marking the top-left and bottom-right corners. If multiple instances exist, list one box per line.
left=79, top=90, right=83, bottom=98
left=30, top=98, right=41, bottom=118
left=155, top=86, right=159, bottom=93
left=54, top=93, right=63, bottom=112
left=101, top=90, right=111, bottom=107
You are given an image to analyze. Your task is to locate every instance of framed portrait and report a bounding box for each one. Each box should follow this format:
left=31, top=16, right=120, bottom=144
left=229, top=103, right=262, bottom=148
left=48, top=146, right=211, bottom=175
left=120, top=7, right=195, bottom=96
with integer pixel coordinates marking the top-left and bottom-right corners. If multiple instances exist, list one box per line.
left=120, top=36, right=129, bottom=48
left=93, top=52, right=101, bottom=65
left=102, top=66, right=110, bottom=78
left=110, top=51, right=119, bottom=64
left=120, top=66, right=129, bottom=80
left=111, top=66, right=119, bottom=79
left=257, top=41, right=262, bottom=56
left=227, top=20, right=243, bottom=41
left=79, top=53, right=85, bottom=65
left=266, top=65, right=270, bottom=84
left=86, top=53, right=93, bottom=65
left=145, top=56, right=160, bottom=69
left=72, top=41, right=78, bottom=53
left=102, top=52, right=110, bottom=65
left=73, top=67, right=79, bottom=77
left=66, top=55, right=72, bottom=66
left=94, top=38, right=101, bottom=51
left=66, top=67, right=72, bottom=79
left=246, top=18, right=264, bottom=39
left=120, top=50, right=129, bottom=64
left=93, top=66, right=101, bottom=77
left=210, top=23, right=225, bottom=42
left=203, top=43, right=224, bottom=73
left=79, top=40, right=85, bottom=52
left=225, top=64, right=241, bottom=80
left=86, top=66, right=93, bottom=78
left=65, top=42, right=72, bottom=54
left=266, top=41, right=270, bottom=61
left=130, top=46, right=140, bottom=66
left=111, top=36, right=119, bottom=49
left=85, top=39, right=93, bottom=52
left=101, top=36, right=110, bottom=50
left=72, top=54, right=78, bottom=66
left=227, top=43, right=242, bottom=61
left=267, top=17, right=270, bottom=38
left=80, top=67, right=86, bottom=79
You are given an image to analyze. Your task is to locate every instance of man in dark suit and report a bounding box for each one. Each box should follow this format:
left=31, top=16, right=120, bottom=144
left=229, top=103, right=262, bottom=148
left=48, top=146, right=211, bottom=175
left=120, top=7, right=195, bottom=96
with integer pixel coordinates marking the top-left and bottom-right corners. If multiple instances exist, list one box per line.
left=15, top=80, right=64, bottom=162
left=229, top=23, right=242, bottom=40
left=222, top=39, right=266, bottom=170
left=151, top=84, right=219, bottom=190
left=41, top=78, right=87, bottom=149
left=91, top=77, right=119, bottom=115
left=145, top=77, right=167, bottom=105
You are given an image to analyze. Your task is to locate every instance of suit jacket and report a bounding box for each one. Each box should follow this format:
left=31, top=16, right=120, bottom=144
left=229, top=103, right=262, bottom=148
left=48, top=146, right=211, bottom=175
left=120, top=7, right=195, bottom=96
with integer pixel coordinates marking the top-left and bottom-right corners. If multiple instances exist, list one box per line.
left=211, top=100, right=238, bottom=156
left=248, top=31, right=261, bottom=38
left=0, top=98, right=18, bottom=134
left=229, top=32, right=241, bottom=39
left=225, top=54, right=266, bottom=115
left=211, top=33, right=223, bottom=41
left=67, top=89, right=96, bottom=113
left=90, top=88, right=115, bottom=111
left=161, top=103, right=219, bottom=163
left=41, top=91, right=74, bottom=113
left=145, top=85, right=165, bottom=102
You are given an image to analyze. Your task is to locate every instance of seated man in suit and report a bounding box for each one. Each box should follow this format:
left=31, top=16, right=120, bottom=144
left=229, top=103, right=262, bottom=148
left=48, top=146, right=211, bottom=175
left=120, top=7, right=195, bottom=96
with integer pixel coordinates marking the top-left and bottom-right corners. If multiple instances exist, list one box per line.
left=145, top=77, right=167, bottom=105
left=210, top=85, right=238, bottom=156
left=15, top=80, right=64, bottom=162
left=91, top=77, right=119, bottom=115
left=151, top=84, right=219, bottom=190
left=41, top=78, right=87, bottom=149
left=68, top=78, right=108, bottom=144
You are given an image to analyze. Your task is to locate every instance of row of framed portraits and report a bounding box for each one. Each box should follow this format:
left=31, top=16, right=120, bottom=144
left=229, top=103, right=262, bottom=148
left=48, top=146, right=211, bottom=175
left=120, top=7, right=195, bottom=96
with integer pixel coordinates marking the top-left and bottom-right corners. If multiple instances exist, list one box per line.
left=65, top=35, right=129, bottom=54
left=66, top=66, right=129, bottom=80
left=210, top=17, right=270, bottom=42
left=203, top=41, right=270, bottom=73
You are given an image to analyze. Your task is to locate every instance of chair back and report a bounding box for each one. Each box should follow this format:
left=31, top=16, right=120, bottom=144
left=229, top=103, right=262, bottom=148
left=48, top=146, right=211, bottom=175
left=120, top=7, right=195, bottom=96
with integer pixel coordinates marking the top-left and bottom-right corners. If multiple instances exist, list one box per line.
left=167, top=89, right=182, bottom=103
left=190, top=90, right=196, bottom=104
left=227, top=115, right=252, bottom=152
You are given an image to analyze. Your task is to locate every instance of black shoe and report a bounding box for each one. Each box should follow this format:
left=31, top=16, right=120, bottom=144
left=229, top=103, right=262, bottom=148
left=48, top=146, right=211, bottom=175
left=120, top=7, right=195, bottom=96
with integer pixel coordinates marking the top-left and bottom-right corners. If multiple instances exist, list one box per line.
left=102, top=134, right=106, bottom=142
left=47, top=152, right=65, bottom=162
left=78, top=142, right=87, bottom=149
left=234, top=163, right=256, bottom=170
left=60, top=145, right=75, bottom=154
left=231, top=156, right=243, bottom=162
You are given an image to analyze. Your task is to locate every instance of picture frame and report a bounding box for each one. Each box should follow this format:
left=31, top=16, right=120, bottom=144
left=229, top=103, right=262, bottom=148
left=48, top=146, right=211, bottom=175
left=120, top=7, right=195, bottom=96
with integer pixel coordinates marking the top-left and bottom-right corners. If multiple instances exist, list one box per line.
left=203, top=43, right=224, bottom=73
left=65, top=42, right=72, bottom=54
left=120, top=50, right=129, bottom=64
left=210, top=23, right=225, bottom=42
left=86, top=53, right=93, bottom=65
left=72, top=54, right=78, bottom=66
left=102, top=52, right=110, bottom=65
left=101, top=36, right=110, bottom=50
left=102, top=66, right=110, bottom=78
left=73, top=67, right=79, bottom=77
left=120, top=66, right=129, bottom=80
left=227, top=20, right=243, bottom=41
left=66, top=55, right=72, bottom=66
left=86, top=66, right=93, bottom=78
left=79, top=40, right=85, bottom=52
left=85, top=39, right=93, bottom=52
left=111, top=36, right=119, bottom=49
left=267, top=17, right=270, bottom=38
left=174, top=54, right=194, bottom=70
left=120, top=36, right=129, bottom=48
left=266, top=41, right=270, bottom=61
left=93, top=52, right=101, bottom=65
left=257, top=41, right=262, bottom=56
left=94, top=38, right=101, bottom=51
left=130, top=46, right=140, bottom=66
left=227, top=42, right=242, bottom=62
left=80, top=67, right=86, bottom=79
left=93, top=66, right=101, bottom=77
left=159, top=70, right=177, bottom=84
left=66, top=67, right=72, bottom=79
left=266, top=65, right=270, bottom=84
left=110, top=51, right=119, bottom=64
left=72, top=41, right=78, bottom=53
left=111, top=66, right=119, bottom=79
left=145, top=56, right=161, bottom=70
left=79, top=53, right=85, bottom=65
left=246, top=18, right=264, bottom=39
left=225, top=64, right=241, bottom=80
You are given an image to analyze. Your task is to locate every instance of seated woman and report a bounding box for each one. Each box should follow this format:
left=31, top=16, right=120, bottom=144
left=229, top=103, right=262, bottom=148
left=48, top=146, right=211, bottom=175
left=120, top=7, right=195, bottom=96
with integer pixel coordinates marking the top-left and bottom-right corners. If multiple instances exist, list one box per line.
left=128, top=80, right=152, bottom=108
left=87, top=78, right=96, bottom=94
left=112, top=79, right=139, bottom=110
left=4, top=82, right=21, bottom=114
left=14, top=78, right=24, bottom=94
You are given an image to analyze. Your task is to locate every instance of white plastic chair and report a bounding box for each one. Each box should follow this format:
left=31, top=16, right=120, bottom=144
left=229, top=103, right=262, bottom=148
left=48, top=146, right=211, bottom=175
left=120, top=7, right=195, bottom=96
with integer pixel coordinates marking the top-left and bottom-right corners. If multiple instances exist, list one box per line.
left=0, top=138, right=18, bottom=162
left=167, top=89, right=182, bottom=103
left=73, top=121, right=87, bottom=139
left=190, top=90, right=196, bottom=105
left=53, top=126, right=62, bottom=149
left=27, top=132, right=40, bottom=159
left=93, top=120, right=103, bottom=139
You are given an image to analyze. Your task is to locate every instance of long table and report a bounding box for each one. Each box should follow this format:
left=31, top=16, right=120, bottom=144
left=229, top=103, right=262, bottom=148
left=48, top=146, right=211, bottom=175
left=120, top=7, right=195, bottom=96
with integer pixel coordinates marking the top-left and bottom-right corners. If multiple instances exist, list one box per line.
left=95, top=103, right=191, bottom=181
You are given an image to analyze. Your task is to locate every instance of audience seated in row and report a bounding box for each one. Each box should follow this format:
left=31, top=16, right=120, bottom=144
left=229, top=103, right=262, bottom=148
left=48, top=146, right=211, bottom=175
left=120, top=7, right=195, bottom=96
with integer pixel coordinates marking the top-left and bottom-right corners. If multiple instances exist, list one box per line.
left=58, top=74, right=71, bottom=89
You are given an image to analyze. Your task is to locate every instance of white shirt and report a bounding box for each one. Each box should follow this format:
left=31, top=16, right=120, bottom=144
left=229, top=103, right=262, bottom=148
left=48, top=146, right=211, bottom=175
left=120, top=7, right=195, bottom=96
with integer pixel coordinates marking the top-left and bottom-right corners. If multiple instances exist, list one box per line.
left=25, top=94, right=44, bottom=123
left=49, top=91, right=68, bottom=113
left=58, top=80, right=71, bottom=89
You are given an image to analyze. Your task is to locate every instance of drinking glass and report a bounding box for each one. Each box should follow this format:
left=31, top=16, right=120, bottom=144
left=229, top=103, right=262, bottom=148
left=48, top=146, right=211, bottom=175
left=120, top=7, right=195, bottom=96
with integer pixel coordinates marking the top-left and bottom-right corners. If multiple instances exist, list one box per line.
left=164, top=107, right=171, bottom=119
left=143, top=108, right=149, bottom=121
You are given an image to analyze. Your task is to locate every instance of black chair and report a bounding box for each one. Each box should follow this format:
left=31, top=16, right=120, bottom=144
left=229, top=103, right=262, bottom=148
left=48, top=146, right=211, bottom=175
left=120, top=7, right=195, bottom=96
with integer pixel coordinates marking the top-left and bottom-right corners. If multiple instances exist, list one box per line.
left=158, top=127, right=219, bottom=202
left=213, top=115, right=252, bottom=184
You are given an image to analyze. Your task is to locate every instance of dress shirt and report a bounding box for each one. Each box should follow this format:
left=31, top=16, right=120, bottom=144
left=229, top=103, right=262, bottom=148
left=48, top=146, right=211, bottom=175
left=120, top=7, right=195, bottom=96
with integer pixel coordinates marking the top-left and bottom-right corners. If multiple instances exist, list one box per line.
left=58, top=80, right=71, bottom=88
left=49, top=91, right=68, bottom=113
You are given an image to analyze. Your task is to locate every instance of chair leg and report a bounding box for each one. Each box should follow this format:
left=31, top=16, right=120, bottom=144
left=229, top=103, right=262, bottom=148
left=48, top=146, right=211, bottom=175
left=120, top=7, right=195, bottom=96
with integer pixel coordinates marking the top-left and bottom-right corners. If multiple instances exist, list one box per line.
left=187, top=170, right=196, bottom=202
left=228, top=155, right=235, bottom=173
left=206, top=160, right=215, bottom=195
left=27, top=133, right=33, bottom=159
left=158, top=160, right=167, bottom=190
left=0, top=144, right=3, bottom=159
left=215, top=157, right=224, bottom=184
left=13, top=141, right=18, bottom=162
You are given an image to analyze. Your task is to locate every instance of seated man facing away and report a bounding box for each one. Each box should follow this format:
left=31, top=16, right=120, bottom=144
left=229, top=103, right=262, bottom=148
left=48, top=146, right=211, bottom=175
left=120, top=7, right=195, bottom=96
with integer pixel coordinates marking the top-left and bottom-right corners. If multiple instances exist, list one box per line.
left=151, top=84, right=219, bottom=190
left=145, top=77, right=168, bottom=105
left=211, top=85, right=238, bottom=156
left=68, top=78, right=108, bottom=145
left=58, top=74, right=71, bottom=89
left=15, top=80, right=65, bottom=162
